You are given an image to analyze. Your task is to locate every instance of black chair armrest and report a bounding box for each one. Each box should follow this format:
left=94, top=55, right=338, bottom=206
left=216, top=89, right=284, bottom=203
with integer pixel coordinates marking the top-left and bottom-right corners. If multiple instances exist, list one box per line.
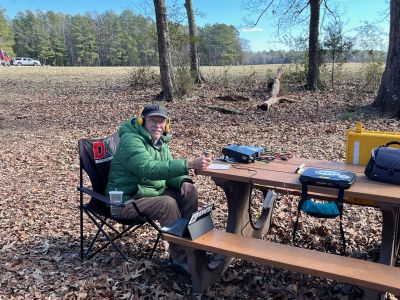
left=77, top=186, right=129, bottom=207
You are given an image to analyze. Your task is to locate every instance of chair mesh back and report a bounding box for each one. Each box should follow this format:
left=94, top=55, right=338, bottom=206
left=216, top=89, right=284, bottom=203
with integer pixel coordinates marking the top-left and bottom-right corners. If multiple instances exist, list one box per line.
left=78, top=132, right=120, bottom=195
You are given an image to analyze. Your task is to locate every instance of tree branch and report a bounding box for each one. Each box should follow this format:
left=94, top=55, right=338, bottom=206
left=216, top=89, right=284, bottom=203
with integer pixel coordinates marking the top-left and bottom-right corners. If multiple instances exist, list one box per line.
left=296, top=12, right=311, bottom=25
left=277, top=0, right=298, bottom=32
left=251, top=0, right=275, bottom=27
left=323, top=0, right=339, bottom=23
left=277, top=0, right=310, bottom=33
left=296, top=2, right=310, bottom=16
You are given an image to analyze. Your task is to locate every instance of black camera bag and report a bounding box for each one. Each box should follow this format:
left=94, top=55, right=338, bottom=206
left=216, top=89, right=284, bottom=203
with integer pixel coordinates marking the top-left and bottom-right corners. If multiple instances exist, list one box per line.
left=364, top=141, right=400, bottom=185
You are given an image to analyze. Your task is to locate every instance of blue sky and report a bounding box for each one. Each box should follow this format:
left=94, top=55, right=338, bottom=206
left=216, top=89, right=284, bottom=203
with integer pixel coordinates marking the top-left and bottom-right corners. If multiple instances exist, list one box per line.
left=1, top=0, right=390, bottom=51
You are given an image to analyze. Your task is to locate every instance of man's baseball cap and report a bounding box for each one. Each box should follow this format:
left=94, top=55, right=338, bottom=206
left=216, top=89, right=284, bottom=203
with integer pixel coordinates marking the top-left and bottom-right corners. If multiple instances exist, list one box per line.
left=142, top=104, right=168, bottom=118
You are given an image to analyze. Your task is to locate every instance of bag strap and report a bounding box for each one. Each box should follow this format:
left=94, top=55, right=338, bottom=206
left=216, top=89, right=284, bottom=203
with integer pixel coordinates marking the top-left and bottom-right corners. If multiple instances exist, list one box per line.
left=300, top=181, right=308, bottom=209
left=293, top=181, right=347, bottom=254
left=385, top=141, right=400, bottom=147
left=337, top=186, right=346, bottom=254
left=292, top=183, right=308, bottom=243
left=336, top=186, right=345, bottom=213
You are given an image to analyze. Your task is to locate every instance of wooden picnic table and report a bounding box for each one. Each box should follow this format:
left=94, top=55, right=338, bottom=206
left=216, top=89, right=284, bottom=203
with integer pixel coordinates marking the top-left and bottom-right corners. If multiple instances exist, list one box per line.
left=182, top=158, right=400, bottom=294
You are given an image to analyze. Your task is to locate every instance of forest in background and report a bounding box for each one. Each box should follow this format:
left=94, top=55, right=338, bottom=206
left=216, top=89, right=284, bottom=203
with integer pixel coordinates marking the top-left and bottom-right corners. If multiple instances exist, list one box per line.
left=0, top=7, right=387, bottom=67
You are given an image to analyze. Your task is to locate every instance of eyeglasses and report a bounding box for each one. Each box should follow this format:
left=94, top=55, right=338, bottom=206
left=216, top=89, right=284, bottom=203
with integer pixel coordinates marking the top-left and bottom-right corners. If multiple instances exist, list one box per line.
left=146, top=116, right=167, bottom=125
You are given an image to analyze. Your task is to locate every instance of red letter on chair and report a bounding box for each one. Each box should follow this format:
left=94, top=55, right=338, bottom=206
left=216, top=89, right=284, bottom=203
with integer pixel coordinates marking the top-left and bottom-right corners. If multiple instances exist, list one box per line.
left=93, top=141, right=106, bottom=160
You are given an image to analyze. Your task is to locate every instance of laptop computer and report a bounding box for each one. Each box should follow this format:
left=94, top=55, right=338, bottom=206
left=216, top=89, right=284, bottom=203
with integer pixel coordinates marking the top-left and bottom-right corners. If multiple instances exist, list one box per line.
left=299, top=167, right=356, bottom=189
left=161, top=204, right=214, bottom=239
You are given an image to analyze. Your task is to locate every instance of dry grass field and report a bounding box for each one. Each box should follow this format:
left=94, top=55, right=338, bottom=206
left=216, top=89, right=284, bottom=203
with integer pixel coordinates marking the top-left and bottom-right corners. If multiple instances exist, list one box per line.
left=0, top=66, right=398, bottom=299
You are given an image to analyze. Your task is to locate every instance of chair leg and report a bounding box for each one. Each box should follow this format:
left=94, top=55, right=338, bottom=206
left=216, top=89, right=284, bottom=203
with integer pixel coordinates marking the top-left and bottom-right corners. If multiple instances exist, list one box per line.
left=85, top=211, right=152, bottom=261
left=339, top=219, right=346, bottom=255
left=83, top=210, right=108, bottom=256
left=85, top=211, right=132, bottom=261
left=92, top=212, right=120, bottom=235
left=80, top=205, right=84, bottom=260
left=86, top=221, right=105, bottom=258
left=149, top=232, right=162, bottom=259
left=82, top=208, right=161, bottom=261
left=293, top=212, right=301, bottom=243
left=90, top=223, right=143, bottom=261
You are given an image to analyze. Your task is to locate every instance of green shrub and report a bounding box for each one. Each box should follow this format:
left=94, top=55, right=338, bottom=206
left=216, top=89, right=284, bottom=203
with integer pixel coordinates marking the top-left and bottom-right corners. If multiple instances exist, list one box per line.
left=362, top=61, right=384, bottom=92
left=129, top=66, right=158, bottom=88
left=174, top=65, right=193, bottom=98
left=340, top=111, right=356, bottom=121
left=283, top=65, right=307, bottom=84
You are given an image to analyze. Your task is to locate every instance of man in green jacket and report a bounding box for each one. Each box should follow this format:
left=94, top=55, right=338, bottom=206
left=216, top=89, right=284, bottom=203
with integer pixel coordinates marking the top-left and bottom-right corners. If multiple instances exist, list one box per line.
left=106, top=104, right=211, bottom=274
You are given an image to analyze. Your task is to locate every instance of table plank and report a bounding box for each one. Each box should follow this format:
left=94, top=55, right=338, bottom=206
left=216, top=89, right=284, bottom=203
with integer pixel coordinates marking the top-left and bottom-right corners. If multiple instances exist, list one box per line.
left=200, top=159, right=400, bottom=205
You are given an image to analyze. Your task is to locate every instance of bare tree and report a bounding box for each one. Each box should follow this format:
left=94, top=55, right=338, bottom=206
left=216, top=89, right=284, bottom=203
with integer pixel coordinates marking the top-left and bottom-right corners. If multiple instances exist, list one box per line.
left=153, top=0, right=176, bottom=101
left=245, top=0, right=338, bottom=91
left=373, top=0, right=400, bottom=118
left=307, top=0, right=320, bottom=90
left=184, top=0, right=202, bottom=83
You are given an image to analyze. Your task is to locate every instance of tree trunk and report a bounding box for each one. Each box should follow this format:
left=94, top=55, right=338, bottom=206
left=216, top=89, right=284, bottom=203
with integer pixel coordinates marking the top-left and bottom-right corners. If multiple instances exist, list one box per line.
left=257, top=68, right=296, bottom=111
left=153, top=0, right=175, bottom=101
left=331, top=52, right=335, bottom=90
left=184, top=0, right=202, bottom=83
left=373, top=0, right=400, bottom=118
left=306, top=0, right=320, bottom=91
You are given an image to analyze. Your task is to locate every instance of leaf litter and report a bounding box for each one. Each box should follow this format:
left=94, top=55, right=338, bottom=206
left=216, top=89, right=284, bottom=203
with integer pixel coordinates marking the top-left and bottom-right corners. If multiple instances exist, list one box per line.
left=0, top=67, right=399, bottom=299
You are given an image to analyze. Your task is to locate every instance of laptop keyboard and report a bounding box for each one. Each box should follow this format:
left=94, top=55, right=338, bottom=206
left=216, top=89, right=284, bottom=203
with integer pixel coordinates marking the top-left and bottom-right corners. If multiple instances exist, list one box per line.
left=161, top=218, right=188, bottom=236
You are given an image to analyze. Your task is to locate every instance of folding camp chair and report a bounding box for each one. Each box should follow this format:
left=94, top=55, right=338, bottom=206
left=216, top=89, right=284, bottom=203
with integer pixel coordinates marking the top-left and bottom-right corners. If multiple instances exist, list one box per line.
left=78, top=132, right=162, bottom=261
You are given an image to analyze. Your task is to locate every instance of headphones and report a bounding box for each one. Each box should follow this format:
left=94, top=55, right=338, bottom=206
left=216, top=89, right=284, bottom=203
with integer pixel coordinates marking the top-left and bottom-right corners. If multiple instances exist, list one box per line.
left=138, top=109, right=171, bottom=133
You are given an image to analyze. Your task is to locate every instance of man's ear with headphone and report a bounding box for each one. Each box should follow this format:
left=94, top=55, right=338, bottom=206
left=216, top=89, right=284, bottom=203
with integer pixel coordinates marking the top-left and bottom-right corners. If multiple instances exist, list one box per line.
left=165, top=117, right=171, bottom=133
left=137, top=114, right=144, bottom=126
left=137, top=110, right=171, bottom=133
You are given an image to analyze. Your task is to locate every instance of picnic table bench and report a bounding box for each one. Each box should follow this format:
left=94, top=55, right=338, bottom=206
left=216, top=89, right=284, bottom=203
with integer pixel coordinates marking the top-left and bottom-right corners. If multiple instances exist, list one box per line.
left=164, top=158, right=400, bottom=297
left=164, top=230, right=400, bottom=295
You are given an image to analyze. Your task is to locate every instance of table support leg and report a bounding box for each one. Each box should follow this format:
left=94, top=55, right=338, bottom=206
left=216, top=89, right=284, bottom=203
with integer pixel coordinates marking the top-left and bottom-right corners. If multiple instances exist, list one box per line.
left=186, top=247, right=234, bottom=294
left=214, top=178, right=274, bottom=237
left=364, top=204, right=400, bottom=300
left=186, top=178, right=276, bottom=294
left=379, top=204, right=400, bottom=266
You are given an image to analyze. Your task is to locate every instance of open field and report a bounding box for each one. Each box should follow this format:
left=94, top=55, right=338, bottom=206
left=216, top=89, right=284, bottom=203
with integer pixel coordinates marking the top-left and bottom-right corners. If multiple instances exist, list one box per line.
left=201, top=62, right=368, bottom=75
left=0, top=61, right=369, bottom=76
left=0, top=67, right=399, bottom=299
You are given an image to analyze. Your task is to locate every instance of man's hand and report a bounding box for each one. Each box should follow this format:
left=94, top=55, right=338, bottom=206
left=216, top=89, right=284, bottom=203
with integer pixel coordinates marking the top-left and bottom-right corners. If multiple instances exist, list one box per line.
left=181, top=182, right=196, bottom=198
left=188, top=156, right=212, bottom=171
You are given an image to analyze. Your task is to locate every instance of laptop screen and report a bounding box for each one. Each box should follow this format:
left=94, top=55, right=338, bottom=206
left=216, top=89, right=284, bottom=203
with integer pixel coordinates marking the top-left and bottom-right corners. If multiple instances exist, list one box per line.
left=189, top=204, right=213, bottom=225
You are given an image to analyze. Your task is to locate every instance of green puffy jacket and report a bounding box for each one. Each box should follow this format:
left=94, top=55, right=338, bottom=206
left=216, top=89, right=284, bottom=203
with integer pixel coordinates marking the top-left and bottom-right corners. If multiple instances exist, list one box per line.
left=105, top=118, right=190, bottom=202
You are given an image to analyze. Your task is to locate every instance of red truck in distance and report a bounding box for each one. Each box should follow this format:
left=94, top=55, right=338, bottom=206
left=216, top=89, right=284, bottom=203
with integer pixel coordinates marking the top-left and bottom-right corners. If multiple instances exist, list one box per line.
left=0, top=49, right=11, bottom=66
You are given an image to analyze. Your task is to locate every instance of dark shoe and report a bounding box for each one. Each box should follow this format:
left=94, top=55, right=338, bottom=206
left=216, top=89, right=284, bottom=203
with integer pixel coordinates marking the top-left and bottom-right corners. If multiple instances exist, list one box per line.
left=206, top=252, right=215, bottom=264
left=169, top=258, right=191, bottom=277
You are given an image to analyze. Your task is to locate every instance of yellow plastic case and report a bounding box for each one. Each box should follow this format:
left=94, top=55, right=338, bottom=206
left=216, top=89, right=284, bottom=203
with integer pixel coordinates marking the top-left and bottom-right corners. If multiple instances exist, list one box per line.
left=345, top=122, right=400, bottom=206
left=346, top=122, right=400, bottom=165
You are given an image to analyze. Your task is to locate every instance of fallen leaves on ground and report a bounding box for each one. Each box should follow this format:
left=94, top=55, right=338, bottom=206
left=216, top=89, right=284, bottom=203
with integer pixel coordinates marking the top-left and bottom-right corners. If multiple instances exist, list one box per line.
left=0, top=67, right=399, bottom=299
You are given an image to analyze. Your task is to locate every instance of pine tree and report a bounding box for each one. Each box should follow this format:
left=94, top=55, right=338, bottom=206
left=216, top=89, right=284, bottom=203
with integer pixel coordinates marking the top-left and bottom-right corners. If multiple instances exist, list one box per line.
left=0, top=7, right=14, bottom=55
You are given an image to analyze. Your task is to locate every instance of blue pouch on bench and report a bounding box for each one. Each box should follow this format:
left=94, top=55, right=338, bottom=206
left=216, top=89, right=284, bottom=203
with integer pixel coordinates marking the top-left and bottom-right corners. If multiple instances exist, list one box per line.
left=300, top=199, right=340, bottom=218
left=293, top=167, right=356, bottom=254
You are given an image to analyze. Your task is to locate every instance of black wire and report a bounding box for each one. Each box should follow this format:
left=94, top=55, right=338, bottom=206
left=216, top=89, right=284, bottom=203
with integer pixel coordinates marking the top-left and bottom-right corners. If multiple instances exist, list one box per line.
left=240, top=219, right=250, bottom=236
left=231, top=165, right=261, bottom=233
left=248, top=181, right=259, bottom=230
